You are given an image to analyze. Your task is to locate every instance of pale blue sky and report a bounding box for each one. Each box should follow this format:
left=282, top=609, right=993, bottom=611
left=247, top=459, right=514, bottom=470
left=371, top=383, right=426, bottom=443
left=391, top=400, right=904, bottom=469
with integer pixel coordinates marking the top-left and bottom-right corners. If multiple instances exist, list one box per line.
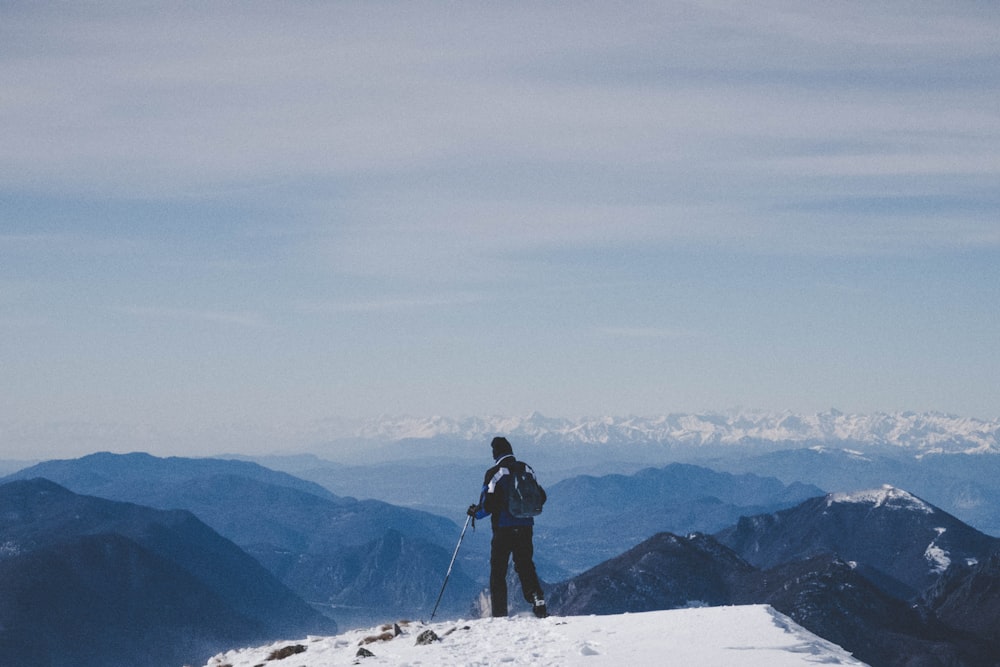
left=2, top=2, right=999, bottom=457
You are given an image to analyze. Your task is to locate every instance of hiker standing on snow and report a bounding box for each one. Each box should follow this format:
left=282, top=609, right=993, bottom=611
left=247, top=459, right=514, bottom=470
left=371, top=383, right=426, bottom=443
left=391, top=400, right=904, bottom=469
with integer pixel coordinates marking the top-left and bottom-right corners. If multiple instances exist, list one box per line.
left=468, top=436, right=548, bottom=618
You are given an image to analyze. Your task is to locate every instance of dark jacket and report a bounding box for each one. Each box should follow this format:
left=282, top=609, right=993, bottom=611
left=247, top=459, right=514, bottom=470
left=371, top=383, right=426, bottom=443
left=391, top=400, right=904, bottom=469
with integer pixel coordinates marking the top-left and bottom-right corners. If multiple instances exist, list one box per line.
left=474, top=454, right=546, bottom=529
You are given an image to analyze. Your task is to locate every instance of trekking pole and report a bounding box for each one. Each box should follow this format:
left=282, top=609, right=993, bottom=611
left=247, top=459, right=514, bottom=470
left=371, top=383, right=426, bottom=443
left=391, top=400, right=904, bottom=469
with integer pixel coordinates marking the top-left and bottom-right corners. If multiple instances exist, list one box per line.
left=430, top=513, right=472, bottom=621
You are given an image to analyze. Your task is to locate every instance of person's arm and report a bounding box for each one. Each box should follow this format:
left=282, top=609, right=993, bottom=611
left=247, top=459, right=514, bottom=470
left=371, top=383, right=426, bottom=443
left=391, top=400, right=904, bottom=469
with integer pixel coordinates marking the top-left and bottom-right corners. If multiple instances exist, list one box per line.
left=483, top=466, right=510, bottom=516
left=469, top=483, right=491, bottom=519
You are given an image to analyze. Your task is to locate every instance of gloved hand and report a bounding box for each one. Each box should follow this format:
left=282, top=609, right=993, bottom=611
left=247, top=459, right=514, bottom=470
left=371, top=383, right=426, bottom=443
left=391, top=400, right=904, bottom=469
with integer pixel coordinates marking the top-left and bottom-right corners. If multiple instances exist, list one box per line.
left=467, top=504, right=478, bottom=517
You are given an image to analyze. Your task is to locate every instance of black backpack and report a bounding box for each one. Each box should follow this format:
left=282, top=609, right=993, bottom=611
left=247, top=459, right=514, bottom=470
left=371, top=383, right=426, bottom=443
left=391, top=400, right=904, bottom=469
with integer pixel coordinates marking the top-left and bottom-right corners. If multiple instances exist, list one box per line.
left=507, top=463, right=545, bottom=518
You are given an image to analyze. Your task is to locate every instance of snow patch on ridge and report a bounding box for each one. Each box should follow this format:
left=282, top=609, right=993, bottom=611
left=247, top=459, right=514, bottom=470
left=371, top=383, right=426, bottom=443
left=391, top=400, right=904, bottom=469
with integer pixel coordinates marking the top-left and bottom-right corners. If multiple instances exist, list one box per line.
left=826, top=485, right=934, bottom=514
left=344, top=410, right=1000, bottom=455
left=0, top=541, right=21, bottom=558
left=925, top=528, right=952, bottom=574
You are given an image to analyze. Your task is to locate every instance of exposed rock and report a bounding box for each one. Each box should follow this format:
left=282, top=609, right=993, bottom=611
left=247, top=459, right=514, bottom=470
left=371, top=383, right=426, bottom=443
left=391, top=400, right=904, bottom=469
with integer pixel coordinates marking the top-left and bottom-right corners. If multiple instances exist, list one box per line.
left=415, top=629, right=439, bottom=645
left=266, top=644, right=306, bottom=660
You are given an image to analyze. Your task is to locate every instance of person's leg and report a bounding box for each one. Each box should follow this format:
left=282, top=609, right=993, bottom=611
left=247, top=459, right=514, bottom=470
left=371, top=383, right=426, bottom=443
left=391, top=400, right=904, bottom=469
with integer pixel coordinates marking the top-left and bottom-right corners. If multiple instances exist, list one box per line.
left=490, top=528, right=513, bottom=617
left=510, top=526, right=545, bottom=616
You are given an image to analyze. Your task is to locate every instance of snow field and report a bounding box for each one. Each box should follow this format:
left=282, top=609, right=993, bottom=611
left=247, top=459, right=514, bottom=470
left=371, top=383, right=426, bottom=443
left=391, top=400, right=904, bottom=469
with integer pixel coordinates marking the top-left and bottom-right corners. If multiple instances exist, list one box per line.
left=202, top=604, right=868, bottom=666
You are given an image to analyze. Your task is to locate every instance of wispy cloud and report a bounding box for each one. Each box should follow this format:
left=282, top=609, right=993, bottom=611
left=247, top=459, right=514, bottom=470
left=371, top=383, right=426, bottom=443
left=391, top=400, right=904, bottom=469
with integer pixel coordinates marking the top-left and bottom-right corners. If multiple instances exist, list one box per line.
left=0, top=232, right=146, bottom=257
left=120, top=306, right=267, bottom=329
left=597, top=326, right=698, bottom=340
left=293, top=292, right=487, bottom=315
left=4, top=3, right=997, bottom=259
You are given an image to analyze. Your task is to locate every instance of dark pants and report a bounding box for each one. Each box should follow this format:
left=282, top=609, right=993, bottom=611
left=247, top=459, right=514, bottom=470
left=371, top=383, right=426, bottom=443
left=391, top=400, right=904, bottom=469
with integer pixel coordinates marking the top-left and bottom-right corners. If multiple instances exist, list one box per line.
left=490, top=525, right=543, bottom=617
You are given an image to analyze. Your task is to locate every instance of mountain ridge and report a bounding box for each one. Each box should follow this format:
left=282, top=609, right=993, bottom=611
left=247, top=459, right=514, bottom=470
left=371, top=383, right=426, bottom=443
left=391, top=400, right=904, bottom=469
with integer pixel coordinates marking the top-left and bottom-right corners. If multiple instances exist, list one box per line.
left=333, top=410, right=1000, bottom=455
left=1, top=454, right=477, bottom=629
left=0, top=478, right=335, bottom=667
left=715, top=485, right=1000, bottom=600
left=543, top=482, right=1000, bottom=667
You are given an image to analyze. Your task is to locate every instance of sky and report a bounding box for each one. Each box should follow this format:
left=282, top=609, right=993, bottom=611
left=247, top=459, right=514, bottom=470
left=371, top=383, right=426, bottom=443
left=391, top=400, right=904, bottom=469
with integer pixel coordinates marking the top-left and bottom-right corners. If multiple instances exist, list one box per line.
left=2, top=2, right=999, bottom=458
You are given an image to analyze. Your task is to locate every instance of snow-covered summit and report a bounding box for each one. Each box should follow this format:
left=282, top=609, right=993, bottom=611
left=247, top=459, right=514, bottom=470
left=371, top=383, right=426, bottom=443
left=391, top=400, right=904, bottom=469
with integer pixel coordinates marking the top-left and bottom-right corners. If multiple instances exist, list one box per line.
left=202, top=605, right=867, bottom=667
left=826, top=485, right=935, bottom=514
left=345, top=410, right=1000, bottom=455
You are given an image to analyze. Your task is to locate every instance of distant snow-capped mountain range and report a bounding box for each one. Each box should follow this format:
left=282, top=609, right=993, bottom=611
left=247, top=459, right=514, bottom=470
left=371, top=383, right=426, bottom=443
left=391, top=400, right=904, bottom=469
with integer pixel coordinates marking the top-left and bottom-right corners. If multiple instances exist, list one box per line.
left=348, top=410, right=1000, bottom=455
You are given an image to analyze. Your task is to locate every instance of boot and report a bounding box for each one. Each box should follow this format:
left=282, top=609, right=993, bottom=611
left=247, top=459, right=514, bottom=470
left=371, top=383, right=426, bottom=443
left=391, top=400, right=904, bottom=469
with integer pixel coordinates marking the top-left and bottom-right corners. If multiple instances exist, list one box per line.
left=532, top=595, right=548, bottom=618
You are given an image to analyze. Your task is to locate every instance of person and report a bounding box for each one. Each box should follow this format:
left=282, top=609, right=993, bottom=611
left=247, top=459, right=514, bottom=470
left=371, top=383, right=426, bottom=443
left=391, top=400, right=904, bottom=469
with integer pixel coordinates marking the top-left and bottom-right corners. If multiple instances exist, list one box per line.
left=468, top=436, right=548, bottom=618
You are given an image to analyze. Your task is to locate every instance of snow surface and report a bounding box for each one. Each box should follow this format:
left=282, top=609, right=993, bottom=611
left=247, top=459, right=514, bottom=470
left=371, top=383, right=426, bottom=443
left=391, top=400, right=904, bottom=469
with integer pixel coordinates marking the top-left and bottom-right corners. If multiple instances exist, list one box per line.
left=826, top=484, right=934, bottom=514
left=344, top=410, right=1000, bottom=455
left=925, top=527, right=952, bottom=574
left=201, top=605, right=868, bottom=667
